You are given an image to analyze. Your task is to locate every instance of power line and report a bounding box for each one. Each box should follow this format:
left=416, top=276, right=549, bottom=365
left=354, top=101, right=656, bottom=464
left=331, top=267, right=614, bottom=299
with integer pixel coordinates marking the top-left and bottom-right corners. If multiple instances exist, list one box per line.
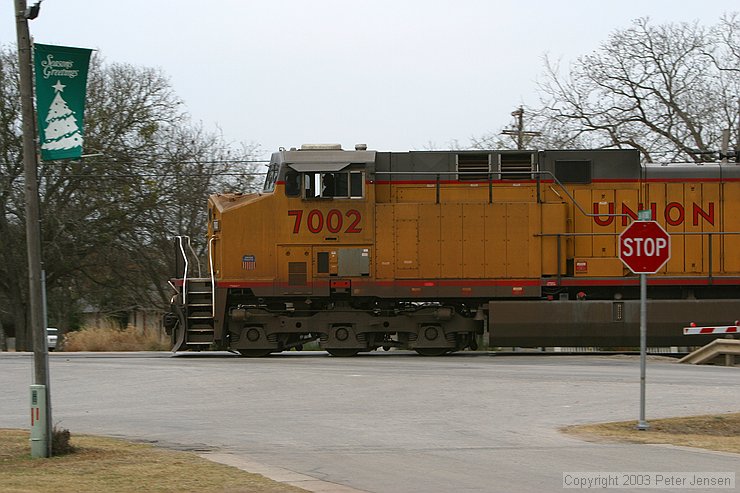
left=1, top=172, right=268, bottom=178
left=0, top=159, right=271, bottom=167
left=53, top=172, right=267, bottom=178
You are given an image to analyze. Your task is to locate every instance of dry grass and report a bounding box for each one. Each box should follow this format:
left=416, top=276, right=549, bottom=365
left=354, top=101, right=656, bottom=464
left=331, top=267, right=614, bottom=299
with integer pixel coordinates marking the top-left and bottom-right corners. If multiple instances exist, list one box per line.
left=0, top=429, right=306, bottom=493
left=63, top=325, right=169, bottom=352
left=563, top=413, right=740, bottom=454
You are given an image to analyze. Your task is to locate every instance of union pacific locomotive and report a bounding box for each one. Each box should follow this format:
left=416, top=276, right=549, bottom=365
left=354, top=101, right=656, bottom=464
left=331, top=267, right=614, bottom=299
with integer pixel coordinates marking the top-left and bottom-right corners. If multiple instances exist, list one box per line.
left=165, top=145, right=740, bottom=356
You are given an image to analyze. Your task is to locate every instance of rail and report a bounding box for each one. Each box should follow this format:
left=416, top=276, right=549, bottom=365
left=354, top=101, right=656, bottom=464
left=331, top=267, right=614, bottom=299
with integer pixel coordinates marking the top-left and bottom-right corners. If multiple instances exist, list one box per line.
left=174, top=235, right=202, bottom=306
left=208, top=236, right=217, bottom=317
left=373, top=169, right=632, bottom=221
left=536, top=231, right=740, bottom=283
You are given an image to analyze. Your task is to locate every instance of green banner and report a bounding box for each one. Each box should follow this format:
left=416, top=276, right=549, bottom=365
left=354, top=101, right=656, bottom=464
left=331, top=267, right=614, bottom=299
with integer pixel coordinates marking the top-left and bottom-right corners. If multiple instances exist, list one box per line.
left=34, top=43, right=92, bottom=161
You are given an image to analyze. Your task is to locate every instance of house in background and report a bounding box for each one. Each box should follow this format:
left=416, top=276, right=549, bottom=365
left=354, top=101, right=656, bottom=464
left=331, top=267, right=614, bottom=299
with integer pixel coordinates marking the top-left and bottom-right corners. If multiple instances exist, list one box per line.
left=80, top=304, right=165, bottom=335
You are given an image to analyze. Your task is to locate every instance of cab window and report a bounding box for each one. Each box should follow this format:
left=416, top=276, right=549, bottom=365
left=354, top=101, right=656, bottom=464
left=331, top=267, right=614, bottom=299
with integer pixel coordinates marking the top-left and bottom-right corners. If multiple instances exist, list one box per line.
left=285, top=170, right=301, bottom=197
left=263, top=164, right=279, bottom=192
left=297, top=171, right=364, bottom=199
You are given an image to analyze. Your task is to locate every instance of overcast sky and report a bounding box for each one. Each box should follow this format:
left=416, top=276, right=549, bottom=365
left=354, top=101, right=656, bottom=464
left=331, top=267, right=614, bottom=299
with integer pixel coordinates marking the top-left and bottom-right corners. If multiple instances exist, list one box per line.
left=2, top=1, right=738, bottom=159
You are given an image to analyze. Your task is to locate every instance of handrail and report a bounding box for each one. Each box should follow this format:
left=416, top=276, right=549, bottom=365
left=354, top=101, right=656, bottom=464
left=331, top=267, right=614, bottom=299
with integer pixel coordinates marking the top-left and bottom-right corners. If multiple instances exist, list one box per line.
left=174, top=235, right=205, bottom=306
left=175, top=236, right=190, bottom=306
left=187, top=239, right=202, bottom=278
left=536, top=231, right=740, bottom=237
left=373, top=169, right=632, bottom=221
left=208, top=236, right=217, bottom=318
left=536, top=231, right=740, bottom=283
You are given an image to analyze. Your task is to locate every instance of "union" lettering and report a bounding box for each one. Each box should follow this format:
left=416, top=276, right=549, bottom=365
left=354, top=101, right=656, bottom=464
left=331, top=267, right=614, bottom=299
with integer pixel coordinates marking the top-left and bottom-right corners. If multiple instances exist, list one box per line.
left=591, top=202, right=715, bottom=226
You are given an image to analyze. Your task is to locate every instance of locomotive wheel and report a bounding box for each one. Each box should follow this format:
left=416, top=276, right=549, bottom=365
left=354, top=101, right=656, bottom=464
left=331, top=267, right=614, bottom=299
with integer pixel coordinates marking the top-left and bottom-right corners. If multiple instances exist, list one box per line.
left=237, top=348, right=273, bottom=358
left=414, top=347, right=450, bottom=357
left=326, top=348, right=360, bottom=357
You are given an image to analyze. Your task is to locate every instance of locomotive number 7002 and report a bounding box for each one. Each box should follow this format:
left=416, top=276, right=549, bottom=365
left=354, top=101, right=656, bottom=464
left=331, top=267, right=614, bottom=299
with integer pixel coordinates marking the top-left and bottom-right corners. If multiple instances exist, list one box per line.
left=288, top=209, right=362, bottom=234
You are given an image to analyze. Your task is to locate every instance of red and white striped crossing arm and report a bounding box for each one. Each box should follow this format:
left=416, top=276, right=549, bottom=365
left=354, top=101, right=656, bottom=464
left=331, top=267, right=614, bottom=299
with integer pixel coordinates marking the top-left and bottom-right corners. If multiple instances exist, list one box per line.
left=683, top=321, right=739, bottom=335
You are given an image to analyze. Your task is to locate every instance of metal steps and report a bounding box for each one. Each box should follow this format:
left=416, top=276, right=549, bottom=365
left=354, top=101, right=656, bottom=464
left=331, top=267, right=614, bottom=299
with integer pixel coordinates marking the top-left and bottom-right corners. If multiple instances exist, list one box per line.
left=178, top=278, right=215, bottom=350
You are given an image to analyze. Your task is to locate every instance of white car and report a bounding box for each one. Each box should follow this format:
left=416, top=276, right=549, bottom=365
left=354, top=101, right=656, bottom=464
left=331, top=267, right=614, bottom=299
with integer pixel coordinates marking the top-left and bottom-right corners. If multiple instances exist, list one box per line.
left=47, top=328, right=58, bottom=351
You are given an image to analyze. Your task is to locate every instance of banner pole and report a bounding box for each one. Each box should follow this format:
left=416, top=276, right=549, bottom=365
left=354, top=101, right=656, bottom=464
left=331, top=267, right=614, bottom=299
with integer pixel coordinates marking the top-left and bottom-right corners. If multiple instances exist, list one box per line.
left=14, top=0, right=52, bottom=457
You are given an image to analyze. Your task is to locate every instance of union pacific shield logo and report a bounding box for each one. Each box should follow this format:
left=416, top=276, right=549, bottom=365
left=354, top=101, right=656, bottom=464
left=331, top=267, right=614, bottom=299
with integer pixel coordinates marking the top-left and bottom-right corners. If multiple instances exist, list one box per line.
left=242, top=255, right=256, bottom=270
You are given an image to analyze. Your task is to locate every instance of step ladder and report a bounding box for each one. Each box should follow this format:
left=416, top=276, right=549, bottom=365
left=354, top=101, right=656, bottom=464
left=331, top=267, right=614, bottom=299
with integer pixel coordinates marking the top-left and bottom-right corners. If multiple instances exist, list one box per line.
left=173, top=278, right=215, bottom=351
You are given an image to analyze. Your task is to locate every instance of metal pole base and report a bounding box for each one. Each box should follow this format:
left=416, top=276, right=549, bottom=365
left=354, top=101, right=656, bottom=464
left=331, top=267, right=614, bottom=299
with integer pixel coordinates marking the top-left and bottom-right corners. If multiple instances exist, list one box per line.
left=636, top=421, right=650, bottom=431
left=30, top=384, right=49, bottom=458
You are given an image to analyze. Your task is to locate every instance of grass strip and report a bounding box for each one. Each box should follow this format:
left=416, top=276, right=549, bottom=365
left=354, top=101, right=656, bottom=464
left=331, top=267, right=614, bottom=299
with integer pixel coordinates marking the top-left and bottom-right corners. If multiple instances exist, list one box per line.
left=563, top=412, right=740, bottom=454
left=0, top=429, right=306, bottom=493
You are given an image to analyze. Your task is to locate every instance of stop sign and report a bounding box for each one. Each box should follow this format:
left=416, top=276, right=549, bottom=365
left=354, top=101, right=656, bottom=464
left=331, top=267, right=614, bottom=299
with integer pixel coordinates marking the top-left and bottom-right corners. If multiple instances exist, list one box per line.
left=619, top=221, right=671, bottom=274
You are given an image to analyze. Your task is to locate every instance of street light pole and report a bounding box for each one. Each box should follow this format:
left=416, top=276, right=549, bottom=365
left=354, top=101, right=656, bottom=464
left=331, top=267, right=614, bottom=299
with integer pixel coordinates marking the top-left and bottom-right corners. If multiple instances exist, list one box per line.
left=14, top=0, right=52, bottom=458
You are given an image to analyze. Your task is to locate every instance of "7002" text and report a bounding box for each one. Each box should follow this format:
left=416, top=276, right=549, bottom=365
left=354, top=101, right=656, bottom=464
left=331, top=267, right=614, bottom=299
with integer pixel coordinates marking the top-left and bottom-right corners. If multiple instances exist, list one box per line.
left=288, top=209, right=362, bottom=234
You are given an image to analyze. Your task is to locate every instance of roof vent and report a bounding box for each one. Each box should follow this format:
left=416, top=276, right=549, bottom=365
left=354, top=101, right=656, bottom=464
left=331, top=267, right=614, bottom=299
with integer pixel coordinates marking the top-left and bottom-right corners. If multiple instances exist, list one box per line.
left=355, top=143, right=368, bottom=151
left=300, top=144, right=342, bottom=151
left=499, top=152, right=535, bottom=180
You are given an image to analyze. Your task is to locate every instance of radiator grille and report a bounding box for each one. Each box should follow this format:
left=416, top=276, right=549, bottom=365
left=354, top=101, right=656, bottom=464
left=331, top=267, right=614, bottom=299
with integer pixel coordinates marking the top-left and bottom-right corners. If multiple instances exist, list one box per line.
left=457, top=153, right=490, bottom=181
left=500, top=152, right=534, bottom=180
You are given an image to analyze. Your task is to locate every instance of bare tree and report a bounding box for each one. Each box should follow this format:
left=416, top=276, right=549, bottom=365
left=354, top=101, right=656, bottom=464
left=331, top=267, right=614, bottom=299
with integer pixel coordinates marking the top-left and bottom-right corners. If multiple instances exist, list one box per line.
left=0, top=46, right=31, bottom=348
left=0, top=46, right=261, bottom=347
left=468, top=15, right=740, bottom=160
left=536, top=15, right=740, bottom=162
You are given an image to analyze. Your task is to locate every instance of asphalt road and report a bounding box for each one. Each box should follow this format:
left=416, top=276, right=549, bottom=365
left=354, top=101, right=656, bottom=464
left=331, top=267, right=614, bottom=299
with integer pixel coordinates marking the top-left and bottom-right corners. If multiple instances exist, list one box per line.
left=1, top=351, right=738, bottom=492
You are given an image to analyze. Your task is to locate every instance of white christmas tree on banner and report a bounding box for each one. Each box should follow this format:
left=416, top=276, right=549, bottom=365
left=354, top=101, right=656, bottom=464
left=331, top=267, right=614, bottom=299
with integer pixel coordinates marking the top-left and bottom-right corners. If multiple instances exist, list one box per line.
left=41, top=80, right=83, bottom=153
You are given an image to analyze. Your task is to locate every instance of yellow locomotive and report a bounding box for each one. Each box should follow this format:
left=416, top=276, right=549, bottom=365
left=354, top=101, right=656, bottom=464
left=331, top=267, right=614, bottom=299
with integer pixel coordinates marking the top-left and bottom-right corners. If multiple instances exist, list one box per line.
left=166, top=144, right=740, bottom=356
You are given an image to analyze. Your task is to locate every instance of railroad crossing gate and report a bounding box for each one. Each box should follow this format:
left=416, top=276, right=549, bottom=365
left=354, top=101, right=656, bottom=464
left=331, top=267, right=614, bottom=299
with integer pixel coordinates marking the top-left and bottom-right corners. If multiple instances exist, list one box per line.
left=683, top=323, right=739, bottom=336
left=619, top=221, right=671, bottom=274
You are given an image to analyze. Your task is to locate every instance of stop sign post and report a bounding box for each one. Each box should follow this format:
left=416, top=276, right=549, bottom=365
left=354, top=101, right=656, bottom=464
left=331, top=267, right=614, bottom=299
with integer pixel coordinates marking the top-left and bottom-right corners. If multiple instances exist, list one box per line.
left=618, top=219, right=671, bottom=431
left=619, top=220, right=671, bottom=274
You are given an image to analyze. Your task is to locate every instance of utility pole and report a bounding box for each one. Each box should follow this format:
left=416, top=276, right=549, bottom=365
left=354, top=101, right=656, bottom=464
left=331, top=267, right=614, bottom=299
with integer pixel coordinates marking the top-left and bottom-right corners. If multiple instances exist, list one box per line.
left=14, top=0, right=52, bottom=458
left=501, top=107, right=541, bottom=150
